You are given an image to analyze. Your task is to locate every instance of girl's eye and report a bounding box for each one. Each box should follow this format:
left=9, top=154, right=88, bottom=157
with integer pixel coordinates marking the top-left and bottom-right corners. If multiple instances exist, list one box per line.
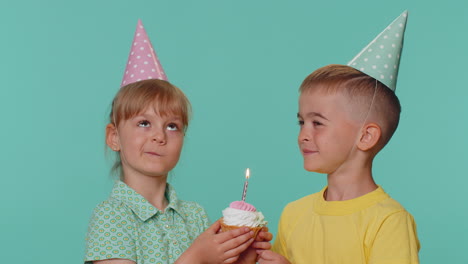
left=167, top=123, right=179, bottom=131
left=138, top=120, right=151, bottom=127
left=298, top=120, right=304, bottom=126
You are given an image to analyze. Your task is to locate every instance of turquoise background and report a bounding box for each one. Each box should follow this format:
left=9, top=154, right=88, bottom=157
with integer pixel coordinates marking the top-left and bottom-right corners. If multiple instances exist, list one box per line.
left=0, top=0, right=466, bottom=263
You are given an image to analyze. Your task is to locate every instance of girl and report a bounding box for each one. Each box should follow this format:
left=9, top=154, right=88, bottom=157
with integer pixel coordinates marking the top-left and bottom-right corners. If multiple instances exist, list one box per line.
left=84, top=79, right=271, bottom=264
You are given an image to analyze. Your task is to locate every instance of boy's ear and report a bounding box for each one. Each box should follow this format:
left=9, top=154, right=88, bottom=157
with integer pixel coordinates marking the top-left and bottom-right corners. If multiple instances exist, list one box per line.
left=357, top=123, right=381, bottom=151
left=106, top=123, right=120, bottom=151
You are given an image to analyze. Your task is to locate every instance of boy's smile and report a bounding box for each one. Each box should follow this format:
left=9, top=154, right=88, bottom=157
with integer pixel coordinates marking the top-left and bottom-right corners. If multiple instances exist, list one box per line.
left=301, top=148, right=318, bottom=155
left=298, top=90, right=360, bottom=174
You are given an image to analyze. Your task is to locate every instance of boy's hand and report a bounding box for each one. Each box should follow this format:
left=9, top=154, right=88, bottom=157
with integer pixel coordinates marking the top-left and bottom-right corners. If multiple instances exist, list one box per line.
left=234, top=227, right=273, bottom=264
left=177, top=220, right=254, bottom=264
left=257, top=250, right=291, bottom=264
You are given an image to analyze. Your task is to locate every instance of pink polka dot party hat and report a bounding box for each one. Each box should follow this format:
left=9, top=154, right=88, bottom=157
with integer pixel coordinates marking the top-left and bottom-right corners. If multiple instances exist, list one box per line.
left=121, top=20, right=167, bottom=87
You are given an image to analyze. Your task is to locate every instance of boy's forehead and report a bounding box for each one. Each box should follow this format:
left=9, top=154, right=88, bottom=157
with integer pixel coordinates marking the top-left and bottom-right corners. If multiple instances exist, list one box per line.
left=299, top=89, right=346, bottom=105
left=301, top=82, right=348, bottom=97
left=299, top=90, right=360, bottom=121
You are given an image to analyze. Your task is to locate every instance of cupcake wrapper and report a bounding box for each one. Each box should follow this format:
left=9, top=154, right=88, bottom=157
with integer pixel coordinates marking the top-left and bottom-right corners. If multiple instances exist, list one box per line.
left=220, top=218, right=263, bottom=239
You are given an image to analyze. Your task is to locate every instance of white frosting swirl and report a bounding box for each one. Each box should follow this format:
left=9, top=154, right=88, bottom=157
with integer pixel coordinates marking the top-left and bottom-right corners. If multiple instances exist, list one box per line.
left=222, top=207, right=267, bottom=227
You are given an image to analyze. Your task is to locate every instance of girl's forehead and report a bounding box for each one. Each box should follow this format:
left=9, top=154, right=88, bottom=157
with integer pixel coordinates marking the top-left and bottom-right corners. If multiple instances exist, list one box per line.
left=135, top=105, right=183, bottom=119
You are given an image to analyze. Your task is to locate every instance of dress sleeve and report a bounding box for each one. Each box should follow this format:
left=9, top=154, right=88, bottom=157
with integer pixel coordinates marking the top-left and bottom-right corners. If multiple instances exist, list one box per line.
left=197, top=204, right=211, bottom=231
left=186, top=201, right=211, bottom=235
left=84, top=202, right=137, bottom=263
left=369, top=211, right=420, bottom=264
left=271, top=206, right=289, bottom=260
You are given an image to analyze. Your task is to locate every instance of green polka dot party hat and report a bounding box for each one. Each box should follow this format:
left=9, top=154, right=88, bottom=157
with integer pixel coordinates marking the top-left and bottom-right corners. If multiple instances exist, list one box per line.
left=348, top=11, right=408, bottom=91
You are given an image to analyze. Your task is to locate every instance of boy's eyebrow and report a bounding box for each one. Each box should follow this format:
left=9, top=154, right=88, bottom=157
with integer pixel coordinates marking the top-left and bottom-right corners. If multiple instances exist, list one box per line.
left=297, top=112, right=329, bottom=121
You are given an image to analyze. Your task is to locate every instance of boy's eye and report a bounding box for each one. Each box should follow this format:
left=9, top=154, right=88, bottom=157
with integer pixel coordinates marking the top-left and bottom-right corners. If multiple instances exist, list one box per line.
left=167, top=123, right=179, bottom=131
left=138, top=120, right=151, bottom=127
left=313, top=121, right=323, bottom=126
left=298, top=120, right=304, bottom=126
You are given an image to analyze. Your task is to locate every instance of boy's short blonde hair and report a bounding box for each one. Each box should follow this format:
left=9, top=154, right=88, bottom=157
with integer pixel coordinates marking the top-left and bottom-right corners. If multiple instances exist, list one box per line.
left=108, top=79, right=191, bottom=177
left=300, top=64, right=401, bottom=149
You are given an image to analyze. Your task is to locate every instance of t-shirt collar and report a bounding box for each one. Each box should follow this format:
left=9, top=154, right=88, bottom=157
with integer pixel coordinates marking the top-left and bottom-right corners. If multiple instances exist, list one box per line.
left=110, top=180, right=185, bottom=221
left=314, top=185, right=390, bottom=216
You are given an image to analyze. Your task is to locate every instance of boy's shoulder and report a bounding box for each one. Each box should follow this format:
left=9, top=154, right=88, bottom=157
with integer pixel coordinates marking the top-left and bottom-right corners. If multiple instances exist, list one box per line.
left=369, top=194, right=407, bottom=214
left=288, top=192, right=320, bottom=208
left=282, top=186, right=409, bottom=218
left=281, top=191, right=321, bottom=215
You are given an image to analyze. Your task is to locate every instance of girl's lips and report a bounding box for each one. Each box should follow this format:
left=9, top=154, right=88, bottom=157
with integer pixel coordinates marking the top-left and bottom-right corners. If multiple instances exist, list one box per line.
left=146, top=152, right=162, bottom=156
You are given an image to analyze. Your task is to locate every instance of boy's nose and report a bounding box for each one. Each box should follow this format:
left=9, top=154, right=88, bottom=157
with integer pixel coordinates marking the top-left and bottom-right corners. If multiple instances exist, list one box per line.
left=298, top=129, right=310, bottom=142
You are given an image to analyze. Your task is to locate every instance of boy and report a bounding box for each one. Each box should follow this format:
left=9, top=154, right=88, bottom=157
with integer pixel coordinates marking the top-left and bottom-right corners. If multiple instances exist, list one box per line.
left=258, top=11, right=420, bottom=264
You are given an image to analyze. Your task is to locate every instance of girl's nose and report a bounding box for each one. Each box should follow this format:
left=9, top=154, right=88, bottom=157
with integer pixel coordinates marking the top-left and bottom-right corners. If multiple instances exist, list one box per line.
left=152, top=129, right=166, bottom=144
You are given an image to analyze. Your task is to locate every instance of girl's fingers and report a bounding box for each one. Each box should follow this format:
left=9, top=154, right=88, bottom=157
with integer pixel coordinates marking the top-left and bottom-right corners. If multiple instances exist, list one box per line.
left=223, top=255, right=240, bottom=264
left=223, top=237, right=254, bottom=259
left=206, top=220, right=221, bottom=234
left=217, top=227, right=251, bottom=244
left=221, top=230, right=253, bottom=251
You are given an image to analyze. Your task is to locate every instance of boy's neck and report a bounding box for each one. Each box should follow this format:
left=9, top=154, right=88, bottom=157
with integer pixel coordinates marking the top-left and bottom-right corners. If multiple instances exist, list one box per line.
left=325, top=161, right=377, bottom=201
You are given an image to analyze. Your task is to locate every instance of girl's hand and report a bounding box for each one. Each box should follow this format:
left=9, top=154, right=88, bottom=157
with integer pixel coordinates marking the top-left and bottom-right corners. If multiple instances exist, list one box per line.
left=234, top=226, right=273, bottom=264
left=176, top=220, right=254, bottom=264
left=257, top=250, right=291, bottom=264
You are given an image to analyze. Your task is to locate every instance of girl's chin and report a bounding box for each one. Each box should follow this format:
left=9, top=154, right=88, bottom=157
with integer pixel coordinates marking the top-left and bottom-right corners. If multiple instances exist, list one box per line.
left=137, top=169, right=171, bottom=178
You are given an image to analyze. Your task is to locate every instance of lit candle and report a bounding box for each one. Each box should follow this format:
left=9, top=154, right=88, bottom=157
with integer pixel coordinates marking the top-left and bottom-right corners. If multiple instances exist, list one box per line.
left=241, top=168, right=250, bottom=201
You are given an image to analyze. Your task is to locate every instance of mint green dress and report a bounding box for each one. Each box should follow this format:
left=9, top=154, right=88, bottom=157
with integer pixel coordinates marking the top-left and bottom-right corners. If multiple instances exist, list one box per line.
left=84, top=181, right=210, bottom=263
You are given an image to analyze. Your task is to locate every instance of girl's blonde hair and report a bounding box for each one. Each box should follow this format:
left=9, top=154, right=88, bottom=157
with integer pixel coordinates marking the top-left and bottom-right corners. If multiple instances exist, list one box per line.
left=108, top=79, right=191, bottom=178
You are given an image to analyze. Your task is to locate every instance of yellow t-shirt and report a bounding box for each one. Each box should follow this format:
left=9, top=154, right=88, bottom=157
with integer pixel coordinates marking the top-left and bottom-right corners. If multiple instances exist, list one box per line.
left=272, top=186, right=420, bottom=264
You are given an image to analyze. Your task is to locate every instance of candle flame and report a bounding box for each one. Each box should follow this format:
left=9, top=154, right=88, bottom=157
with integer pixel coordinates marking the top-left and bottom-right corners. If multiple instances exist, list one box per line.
left=245, top=168, right=250, bottom=179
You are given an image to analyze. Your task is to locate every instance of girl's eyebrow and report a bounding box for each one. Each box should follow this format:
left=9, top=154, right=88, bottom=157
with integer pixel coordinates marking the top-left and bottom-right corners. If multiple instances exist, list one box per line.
left=297, top=112, right=329, bottom=121
left=132, top=114, right=183, bottom=122
left=131, top=114, right=148, bottom=120
left=164, top=116, right=182, bottom=122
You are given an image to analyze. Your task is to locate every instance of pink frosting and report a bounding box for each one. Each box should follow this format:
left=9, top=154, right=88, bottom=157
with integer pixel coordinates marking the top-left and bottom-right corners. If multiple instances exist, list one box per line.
left=230, top=201, right=256, bottom=212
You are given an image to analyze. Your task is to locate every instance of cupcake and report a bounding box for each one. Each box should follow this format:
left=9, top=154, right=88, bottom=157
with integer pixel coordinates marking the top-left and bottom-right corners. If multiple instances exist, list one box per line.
left=220, top=201, right=267, bottom=238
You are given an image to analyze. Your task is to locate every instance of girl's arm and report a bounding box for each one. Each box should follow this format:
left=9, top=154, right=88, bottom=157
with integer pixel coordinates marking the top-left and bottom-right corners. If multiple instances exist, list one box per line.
left=90, top=221, right=253, bottom=264
left=175, top=220, right=254, bottom=264
left=93, top=260, right=135, bottom=264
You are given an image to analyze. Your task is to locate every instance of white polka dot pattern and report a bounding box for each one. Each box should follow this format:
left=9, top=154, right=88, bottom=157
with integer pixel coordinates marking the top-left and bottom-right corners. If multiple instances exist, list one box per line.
left=121, top=20, right=168, bottom=87
left=84, top=181, right=210, bottom=263
left=347, top=11, right=408, bottom=91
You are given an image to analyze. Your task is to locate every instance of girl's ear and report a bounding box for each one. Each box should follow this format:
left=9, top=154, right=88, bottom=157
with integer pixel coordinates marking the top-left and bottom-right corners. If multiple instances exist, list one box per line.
left=106, top=123, right=120, bottom=151
left=357, top=123, right=381, bottom=151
